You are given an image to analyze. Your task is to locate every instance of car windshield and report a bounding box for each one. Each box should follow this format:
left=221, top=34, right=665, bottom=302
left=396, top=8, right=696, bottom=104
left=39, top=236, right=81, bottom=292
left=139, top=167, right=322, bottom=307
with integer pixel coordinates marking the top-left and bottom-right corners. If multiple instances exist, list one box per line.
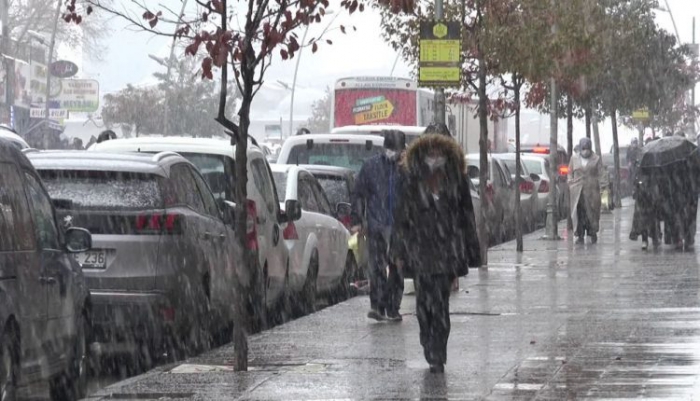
left=316, top=176, right=350, bottom=207
left=524, top=160, right=543, bottom=175
left=287, top=143, right=382, bottom=172
left=39, top=170, right=163, bottom=210
left=272, top=171, right=287, bottom=201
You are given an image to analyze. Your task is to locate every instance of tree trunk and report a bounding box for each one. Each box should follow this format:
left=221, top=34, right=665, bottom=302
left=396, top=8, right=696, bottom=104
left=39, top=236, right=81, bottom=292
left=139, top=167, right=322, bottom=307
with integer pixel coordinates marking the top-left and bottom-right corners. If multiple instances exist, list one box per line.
left=611, top=108, right=622, bottom=208
left=514, top=75, right=523, bottom=252
left=567, top=96, right=574, bottom=158
left=477, top=56, right=489, bottom=265
left=592, top=113, right=602, bottom=157
left=585, top=104, right=592, bottom=141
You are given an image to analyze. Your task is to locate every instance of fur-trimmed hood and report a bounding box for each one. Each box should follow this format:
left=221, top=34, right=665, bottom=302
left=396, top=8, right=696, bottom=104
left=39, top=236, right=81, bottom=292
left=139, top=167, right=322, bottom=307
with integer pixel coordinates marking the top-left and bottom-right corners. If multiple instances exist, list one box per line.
left=401, top=134, right=466, bottom=179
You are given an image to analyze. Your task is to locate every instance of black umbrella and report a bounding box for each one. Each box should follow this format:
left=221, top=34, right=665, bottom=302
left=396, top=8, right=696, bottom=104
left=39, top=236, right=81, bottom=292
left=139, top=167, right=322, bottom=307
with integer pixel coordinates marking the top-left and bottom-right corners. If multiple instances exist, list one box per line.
left=640, top=136, right=698, bottom=168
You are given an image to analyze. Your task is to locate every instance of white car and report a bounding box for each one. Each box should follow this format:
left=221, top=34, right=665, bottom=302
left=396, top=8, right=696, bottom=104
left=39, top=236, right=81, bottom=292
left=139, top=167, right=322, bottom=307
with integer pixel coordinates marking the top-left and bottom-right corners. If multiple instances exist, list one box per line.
left=521, top=155, right=553, bottom=224
left=330, top=125, right=425, bottom=145
left=277, top=134, right=385, bottom=173
left=89, top=136, right=298, bottom=323
left=0, top=126, right=30, bottom=150
left=270, top=165, right=352, bottom=310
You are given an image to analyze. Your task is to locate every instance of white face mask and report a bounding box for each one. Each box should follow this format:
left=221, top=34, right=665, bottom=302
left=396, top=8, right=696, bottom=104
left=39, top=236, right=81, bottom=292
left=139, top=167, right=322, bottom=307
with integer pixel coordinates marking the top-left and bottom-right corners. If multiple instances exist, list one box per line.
left=385, top=149, right=397, bottom=160
left=581, top=149, right=592, bottom=159
left=424, top=156, right=447, bottom=171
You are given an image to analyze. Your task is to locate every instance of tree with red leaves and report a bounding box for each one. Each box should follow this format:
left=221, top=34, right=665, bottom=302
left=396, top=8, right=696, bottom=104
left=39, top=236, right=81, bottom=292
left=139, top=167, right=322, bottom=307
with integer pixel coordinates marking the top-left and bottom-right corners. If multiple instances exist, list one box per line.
left=64, top=0, right=411, bottom=371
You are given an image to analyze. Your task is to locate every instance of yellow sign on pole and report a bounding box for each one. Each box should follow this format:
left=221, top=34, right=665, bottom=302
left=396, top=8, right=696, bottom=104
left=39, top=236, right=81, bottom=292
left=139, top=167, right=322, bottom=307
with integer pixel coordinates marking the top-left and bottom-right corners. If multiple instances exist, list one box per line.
left=632, top=108, right=650, bottom=120
left=419, top=20, right=461, bottom=88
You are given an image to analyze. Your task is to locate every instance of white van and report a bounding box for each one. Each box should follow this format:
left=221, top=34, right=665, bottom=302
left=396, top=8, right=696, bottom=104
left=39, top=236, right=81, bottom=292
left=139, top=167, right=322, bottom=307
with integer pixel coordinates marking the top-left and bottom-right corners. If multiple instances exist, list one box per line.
left=330, top=125, right=425, bottom=145
left=277, top=134, right=385, bottom=173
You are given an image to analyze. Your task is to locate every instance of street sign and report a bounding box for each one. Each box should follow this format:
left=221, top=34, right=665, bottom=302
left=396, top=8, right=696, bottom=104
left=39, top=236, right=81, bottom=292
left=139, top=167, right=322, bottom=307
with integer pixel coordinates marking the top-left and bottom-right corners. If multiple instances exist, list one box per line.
left=30, top=108, right=68, bottom=119
left=49, top=60, right=79, bottom=78
left=54, top=79, right=99, bottom=112
left=632, top=108, right=650, bottom=120
left=418, top=20, right=462, bottom=88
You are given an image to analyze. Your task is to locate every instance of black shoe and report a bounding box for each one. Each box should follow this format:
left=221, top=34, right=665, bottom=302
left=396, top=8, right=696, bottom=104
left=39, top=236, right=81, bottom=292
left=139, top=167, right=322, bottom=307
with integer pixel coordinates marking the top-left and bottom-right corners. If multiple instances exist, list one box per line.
left=429, top=364, right=445, bottom=373
left=590, top=234, right=597, bottom=244
left=367, top=309, right=385, bottom=321
left=386, top=312, right=403, bottom=322
left=575, top=236, right=584, bottom=244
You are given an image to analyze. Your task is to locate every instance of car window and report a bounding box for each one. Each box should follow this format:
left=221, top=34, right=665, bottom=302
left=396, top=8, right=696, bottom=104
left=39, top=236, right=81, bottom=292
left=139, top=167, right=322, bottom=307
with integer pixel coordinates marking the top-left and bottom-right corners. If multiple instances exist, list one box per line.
left=178, top=153, right=231, bottom=201
left=190, top=167, right=221, bottom=218
left=272, top=171, right=287, bottom=201
left=0, top=163, right=34, bottom=251
left=310, top=179, right=333, bottom=216
left=315, top=175, right=350, bottom=207
left=250, top=158, right=277, bottom=214
left=298, top=179, right=319, bottom=213
left=524, top=159, right=543, bottom=175
left=169, top=164, right=206, bottom=214
left=24, top=172, right=60, bottom=250
left=286, top=143, right=383, bottom=172
left=41, top=170, right=163, bottom=210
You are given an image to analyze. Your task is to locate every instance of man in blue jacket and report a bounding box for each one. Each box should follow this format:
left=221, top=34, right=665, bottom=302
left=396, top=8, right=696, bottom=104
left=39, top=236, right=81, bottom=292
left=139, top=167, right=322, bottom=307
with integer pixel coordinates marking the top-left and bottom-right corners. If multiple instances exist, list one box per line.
left=352, top=130, right=406, bottom=322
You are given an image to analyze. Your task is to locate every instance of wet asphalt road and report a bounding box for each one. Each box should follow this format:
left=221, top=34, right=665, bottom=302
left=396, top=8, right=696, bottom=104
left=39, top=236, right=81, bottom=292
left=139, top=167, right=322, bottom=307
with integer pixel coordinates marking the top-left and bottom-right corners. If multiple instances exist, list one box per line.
left=80, top=200, right=700, bottom=400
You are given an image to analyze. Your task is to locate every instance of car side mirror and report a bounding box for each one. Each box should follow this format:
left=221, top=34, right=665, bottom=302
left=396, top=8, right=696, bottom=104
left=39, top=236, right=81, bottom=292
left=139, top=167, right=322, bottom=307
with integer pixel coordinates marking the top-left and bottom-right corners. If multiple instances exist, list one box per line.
left=218, top=199, right=236, bottom=225
left=335, top=202, right=352, bottom=218
left=530, top=173, right=541, bottom=181
left=65, top=227, right=92, bottom=253
left=285, top=199, right=302, bottom=222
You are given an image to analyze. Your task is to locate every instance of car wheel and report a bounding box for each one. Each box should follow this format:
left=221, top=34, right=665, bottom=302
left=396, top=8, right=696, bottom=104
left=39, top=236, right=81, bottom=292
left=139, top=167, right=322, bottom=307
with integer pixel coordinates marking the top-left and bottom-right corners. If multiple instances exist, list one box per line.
left=187, top=275, right=213, bottom=355
left=250, top=263, right=268, bottom=333
left=299, top=253, right=319, bottom=315
left=50, top=313, right=89, bottom=401
left=0, top=327, right=17, bottom=401
left=333, top=253, right=358, bottom=303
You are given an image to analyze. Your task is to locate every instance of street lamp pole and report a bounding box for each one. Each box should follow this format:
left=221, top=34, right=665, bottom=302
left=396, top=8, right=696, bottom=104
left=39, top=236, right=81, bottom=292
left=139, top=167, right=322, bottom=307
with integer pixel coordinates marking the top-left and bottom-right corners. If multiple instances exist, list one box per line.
left=289, top=24, right=309, bottom=139
left=434, top=0, right=446, bottom=125
left=43, top=0, right=62, bottom=128
left=544, top=0, right=559, bottom=240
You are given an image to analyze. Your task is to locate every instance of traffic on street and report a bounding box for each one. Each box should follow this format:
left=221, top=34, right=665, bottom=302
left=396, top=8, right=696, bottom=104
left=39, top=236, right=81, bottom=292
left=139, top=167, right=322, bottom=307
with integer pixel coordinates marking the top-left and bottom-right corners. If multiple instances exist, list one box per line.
left=0, top=0, right=698, bottom=400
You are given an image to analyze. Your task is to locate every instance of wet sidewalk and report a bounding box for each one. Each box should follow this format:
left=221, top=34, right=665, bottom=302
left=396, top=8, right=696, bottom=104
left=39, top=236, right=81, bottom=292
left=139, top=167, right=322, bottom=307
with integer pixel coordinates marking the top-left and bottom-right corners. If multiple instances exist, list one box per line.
left=87, top=201, right=700, bottom=400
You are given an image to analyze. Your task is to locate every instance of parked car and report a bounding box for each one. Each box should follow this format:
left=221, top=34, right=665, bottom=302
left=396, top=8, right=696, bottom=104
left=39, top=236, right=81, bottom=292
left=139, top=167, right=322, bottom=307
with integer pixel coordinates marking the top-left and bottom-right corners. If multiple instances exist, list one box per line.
left=89, top=137, right=299, bottom=324
left=492, top=153, right=540, bottom=231
left=0, top=126, right=29, bottom=150
left=465, top=153, right=515, bottom=245
left=330, top=125, right=425, bottom=145
left=270, top=165, right=353, bottom=309
left=28, top=150, right=239, bottom=362
left=1, top=142, right=93, bottom=400
left=521, top=155, right=559, bottom=224
left=518, top=144, right=570, bottom=220
left=277, top=134, right=385, bottom=173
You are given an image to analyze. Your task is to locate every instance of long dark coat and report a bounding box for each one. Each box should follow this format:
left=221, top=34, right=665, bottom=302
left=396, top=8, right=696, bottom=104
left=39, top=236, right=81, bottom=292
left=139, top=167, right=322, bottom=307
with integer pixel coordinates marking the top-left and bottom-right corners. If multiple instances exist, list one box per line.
left=390, top=134, right=481, bottom=278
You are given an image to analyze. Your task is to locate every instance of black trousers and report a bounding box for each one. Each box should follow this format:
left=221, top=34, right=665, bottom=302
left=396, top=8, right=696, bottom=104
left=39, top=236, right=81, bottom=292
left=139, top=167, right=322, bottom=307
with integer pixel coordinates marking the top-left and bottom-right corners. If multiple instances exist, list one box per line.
left=368, top=233, right=403, bottom=315
left=576, top=196, right=590, bottom=238
left=415, top=274, right=452, bottom=365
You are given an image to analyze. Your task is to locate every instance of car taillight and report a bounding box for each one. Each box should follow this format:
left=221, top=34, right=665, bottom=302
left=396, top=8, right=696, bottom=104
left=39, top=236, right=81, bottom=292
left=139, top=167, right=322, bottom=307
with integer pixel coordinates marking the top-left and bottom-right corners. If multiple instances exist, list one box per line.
left=340, top=215, right=352, bottom=230
left=485, top=183, right=495, bottom=203
left=283, top=221, right=299, bottom=240
left=519, top=181, right=534, bottom=195
left=135, top=213, right=182, bottom=235
left=558, top=165, right=569, bottom=176
left=246, top=200, right=258, bottom=251
left=533, top=147, right=550, bottom=154
left=539, top=180, right=550, bottom=193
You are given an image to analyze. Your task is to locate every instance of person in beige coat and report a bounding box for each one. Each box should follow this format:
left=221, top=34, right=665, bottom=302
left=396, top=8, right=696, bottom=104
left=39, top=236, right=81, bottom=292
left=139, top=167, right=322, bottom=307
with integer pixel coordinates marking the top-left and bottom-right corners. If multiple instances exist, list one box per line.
left=568, top=138, right=609, bottom=243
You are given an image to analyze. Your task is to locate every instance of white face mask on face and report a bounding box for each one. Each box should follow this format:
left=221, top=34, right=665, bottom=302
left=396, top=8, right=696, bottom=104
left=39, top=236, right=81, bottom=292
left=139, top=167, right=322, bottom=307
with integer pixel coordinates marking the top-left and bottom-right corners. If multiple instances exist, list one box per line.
left=385, top=149, right=397, bottom=159
left=581, top=149, right=592, bottom=159
left=424, top=156, right=447, bottom=171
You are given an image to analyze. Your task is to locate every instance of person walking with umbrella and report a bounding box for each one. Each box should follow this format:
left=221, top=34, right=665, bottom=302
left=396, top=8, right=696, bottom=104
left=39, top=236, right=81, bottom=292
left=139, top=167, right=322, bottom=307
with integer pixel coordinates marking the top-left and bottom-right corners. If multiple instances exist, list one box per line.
left=390, top=132, right=481, bottom=373
left=568, top=138, right=608, bottom=244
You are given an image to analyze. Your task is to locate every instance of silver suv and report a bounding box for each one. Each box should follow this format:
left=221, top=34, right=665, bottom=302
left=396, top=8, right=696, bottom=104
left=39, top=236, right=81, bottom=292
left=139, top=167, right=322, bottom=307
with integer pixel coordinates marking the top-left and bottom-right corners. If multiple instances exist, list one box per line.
left=27, top=150, right=237, bottom=363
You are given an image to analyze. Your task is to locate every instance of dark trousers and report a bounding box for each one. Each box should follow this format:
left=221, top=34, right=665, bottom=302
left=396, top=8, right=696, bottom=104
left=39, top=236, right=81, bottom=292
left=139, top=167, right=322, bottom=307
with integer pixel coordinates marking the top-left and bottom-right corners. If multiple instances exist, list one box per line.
left=368, top=233, right=403, bottom=315
left=415, top=274, right=452, bottom=365
left=576, top=196, right=590, bottom=238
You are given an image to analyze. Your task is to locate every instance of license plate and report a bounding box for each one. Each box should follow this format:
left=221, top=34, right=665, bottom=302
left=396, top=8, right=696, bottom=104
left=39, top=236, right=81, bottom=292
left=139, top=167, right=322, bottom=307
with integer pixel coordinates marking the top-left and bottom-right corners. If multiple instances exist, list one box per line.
left=74, top=250, right=107, bottom=269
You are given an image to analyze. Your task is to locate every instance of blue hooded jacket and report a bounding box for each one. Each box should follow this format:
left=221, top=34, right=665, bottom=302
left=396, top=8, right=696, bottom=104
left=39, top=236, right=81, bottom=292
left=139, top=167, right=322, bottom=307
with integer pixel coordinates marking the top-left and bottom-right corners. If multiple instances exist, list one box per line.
left=352, top=153, right=402, bottom=235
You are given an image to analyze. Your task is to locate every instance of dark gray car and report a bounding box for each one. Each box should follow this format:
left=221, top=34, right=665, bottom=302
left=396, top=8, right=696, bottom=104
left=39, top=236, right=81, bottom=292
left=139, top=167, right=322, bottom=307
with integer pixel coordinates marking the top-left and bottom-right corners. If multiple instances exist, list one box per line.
left=27, top=151, right=237, bottom=364
left=0, top=141, right=93, bottom=400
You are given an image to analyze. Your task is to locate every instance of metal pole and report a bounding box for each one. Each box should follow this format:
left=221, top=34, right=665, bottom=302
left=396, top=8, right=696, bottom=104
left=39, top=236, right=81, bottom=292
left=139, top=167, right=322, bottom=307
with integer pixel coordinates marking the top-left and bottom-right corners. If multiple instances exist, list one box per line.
left=290, top=25, right=310, bottom=138
left=692, top=17, right=696, bottom=136
left=434, top=0, right=446, bottom=125
left=663, top=0, right=682, bottom=45
left=1, top=0, right=13, bottom=124
left=44, top=0, right=62, bottom=129
left=163, top=0, right=189, bottom=136
left=545, top=0, right=559, bottom=240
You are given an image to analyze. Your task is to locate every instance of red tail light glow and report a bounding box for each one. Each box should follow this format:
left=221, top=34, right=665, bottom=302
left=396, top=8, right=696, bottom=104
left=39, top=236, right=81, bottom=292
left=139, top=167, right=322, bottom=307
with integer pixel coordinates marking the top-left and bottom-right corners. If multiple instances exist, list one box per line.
left=135, top=213, right=182, bottom=234
left=558, top=165, right=569, bottom=176
left=246, top=200, right=258, bottom=251
left=533, top=147, right=550, bottom=154
left=485, top=183, right=495, bottom=203
left=340, top=215, right=352, bottom=230
left=519, top=181, right=535, bottom=195
left=283, top=221, right=299, bottom=240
